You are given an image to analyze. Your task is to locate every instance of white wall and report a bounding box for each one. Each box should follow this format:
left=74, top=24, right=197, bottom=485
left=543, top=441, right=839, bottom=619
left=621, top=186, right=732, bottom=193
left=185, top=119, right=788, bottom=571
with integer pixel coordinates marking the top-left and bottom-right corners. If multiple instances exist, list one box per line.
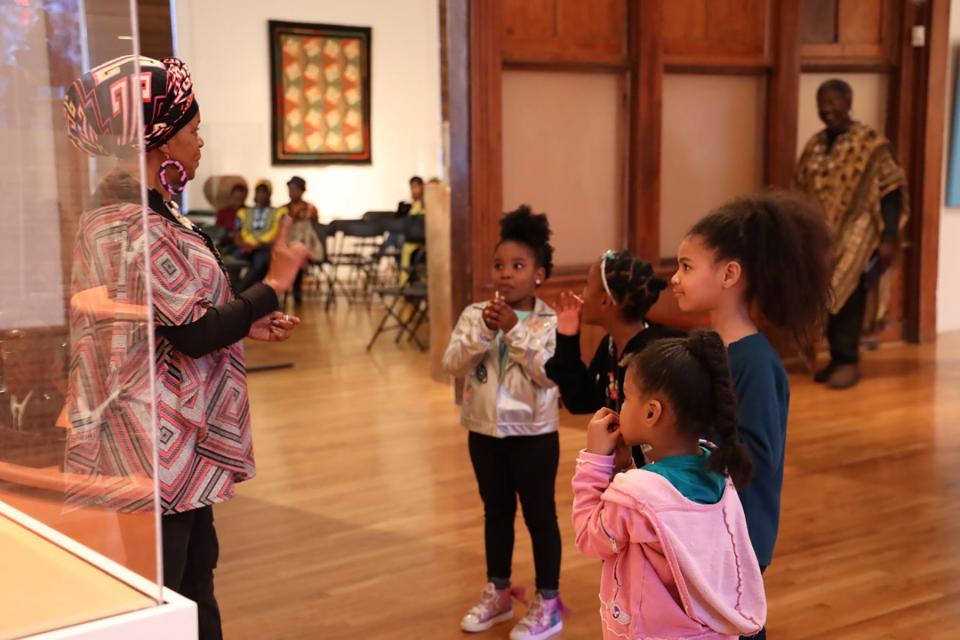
left=940, top=0, right=960, bottom=333
left=173, top=0, right=442, bottom=220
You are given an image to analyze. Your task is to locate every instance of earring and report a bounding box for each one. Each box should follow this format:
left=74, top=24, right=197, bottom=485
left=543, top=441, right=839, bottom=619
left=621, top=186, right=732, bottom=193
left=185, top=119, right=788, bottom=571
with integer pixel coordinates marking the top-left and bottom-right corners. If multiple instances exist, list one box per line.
left=159, top=159, right=187, bottom=195
left=536, top=279, right=541, bottom=286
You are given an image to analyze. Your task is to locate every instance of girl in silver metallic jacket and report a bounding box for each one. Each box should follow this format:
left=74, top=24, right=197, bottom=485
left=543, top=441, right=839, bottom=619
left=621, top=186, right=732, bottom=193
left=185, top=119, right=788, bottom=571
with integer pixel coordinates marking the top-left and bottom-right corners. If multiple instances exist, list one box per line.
left=443, top=206, right=566, bottom=640
left=443, top=296, right=558, bottom=437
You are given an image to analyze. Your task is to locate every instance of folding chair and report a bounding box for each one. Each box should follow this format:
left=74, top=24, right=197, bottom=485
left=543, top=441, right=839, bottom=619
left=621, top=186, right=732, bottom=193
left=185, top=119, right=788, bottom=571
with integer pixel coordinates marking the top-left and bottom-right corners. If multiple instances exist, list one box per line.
left=366, top=255, right=429, bottom=352
left=363, top=211, right=406, bottom=288
left=327, top=219, right=381, bottom=304
left=308, top=221, right=339, bottom=310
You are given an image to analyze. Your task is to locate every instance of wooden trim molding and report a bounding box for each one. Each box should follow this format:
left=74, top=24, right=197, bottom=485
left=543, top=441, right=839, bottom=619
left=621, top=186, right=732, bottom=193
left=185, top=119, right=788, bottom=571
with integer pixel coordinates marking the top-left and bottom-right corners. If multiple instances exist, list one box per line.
left=627, top=0, right=662, bottom=263
left=800, top=60, right=897, bottom=73
left=765, top=0, right=801, bottom=188
left=502, top=60, right=632, bottom=73
left=468, top=0, right=504, bottom=301
left=909, top=0, right=948, bottom=341
left=446, top=0, right=472, bottom=315
left=663, top=55, right=772, bottom=71
left=501, top=46, right=629, bottom=68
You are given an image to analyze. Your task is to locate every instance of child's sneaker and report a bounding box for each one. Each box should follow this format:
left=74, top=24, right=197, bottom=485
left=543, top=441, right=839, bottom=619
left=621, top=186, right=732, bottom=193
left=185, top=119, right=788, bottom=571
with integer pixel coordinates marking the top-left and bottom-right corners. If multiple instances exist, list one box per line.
left=509, top=593, right=565, bottom=640
left=460, top=582, right=525, bottom=633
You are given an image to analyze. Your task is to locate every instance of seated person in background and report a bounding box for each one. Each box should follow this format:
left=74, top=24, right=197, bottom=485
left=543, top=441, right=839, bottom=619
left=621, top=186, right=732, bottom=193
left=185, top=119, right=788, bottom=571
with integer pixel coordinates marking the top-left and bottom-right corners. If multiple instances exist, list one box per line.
left=396, top=175, right=425, bottom=217
left=215, top=183, right=247, bottom=251
left=235, top=180, right=287, bottom=291
left=284, top=176, right=323, bottom=304
left=400, top=176, right=425, bottom=278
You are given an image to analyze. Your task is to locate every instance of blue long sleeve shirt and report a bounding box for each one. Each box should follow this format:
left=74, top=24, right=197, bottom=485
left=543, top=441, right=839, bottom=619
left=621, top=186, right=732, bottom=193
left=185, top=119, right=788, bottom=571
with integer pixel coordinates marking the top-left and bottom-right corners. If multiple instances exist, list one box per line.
left=727, top=333, right=790, bottom=567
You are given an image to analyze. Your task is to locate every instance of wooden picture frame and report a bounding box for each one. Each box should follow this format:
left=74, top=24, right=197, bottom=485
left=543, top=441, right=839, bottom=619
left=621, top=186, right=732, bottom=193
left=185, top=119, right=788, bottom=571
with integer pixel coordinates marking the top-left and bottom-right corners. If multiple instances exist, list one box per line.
left=268, top=20, right=372, bottom=165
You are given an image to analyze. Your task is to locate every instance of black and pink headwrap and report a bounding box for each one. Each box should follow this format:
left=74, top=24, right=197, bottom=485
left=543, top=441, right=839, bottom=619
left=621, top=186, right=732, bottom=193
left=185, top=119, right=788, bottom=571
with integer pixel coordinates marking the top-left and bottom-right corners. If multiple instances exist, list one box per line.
left=64, top=55, right=199, bottom=157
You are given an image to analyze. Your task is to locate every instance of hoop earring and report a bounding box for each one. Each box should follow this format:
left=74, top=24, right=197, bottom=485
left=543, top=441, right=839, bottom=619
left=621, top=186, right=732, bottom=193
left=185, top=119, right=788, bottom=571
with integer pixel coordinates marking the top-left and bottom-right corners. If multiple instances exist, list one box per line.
left=159, top=159, right=187, bottom=195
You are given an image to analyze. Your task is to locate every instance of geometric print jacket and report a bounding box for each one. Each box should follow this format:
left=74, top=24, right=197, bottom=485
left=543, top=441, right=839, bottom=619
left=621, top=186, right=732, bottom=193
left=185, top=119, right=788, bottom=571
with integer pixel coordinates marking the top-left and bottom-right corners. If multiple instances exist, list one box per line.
left=66, top=174, right=255, bottom=514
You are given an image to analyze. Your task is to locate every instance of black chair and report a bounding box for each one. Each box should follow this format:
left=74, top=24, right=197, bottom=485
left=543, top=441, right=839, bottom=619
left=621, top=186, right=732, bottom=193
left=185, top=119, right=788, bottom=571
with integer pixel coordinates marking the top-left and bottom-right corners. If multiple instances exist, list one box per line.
left=186, top=209, right=217, bottom=228
left=201, top=223, right=227, bottom=244
left=361, top=210, right=401, bottom=231
left=367, top=251, right=429, bottom=352
left=362, top=211, right=408, bottom=287
left=327, top=219, right=382, bottom=304
left=401, top=214, right=426, bottom=284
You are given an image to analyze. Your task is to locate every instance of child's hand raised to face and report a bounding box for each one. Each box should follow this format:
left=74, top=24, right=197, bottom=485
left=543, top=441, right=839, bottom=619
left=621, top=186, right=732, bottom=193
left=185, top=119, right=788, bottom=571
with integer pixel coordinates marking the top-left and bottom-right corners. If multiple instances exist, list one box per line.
left=586, top=407, right=622, bottom=456
left=613, top=437, right=634, bottom=473
left=483, top=296, right=519, bottom=333
left=555, top=291, right=583, bottom=336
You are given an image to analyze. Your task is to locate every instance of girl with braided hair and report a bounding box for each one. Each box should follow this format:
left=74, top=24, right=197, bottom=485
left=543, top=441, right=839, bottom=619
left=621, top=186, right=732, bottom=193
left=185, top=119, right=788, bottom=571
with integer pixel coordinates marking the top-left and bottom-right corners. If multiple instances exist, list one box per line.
left=546, top=252, right=682, bottom=463
left=572, top=330, right=766, bottom=639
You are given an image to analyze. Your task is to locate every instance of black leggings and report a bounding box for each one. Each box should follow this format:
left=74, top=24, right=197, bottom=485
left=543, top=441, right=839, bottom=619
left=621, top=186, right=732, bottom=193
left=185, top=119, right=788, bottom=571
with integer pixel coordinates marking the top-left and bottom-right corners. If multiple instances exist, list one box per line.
left=163, top=506, right=222, bottom=640
left=468, top=431, right=562, bottom=592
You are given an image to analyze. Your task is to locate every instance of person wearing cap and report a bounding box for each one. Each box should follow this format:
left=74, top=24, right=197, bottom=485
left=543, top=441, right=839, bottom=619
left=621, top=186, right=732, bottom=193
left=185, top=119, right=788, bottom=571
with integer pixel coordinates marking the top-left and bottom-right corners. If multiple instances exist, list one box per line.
left=63, top=55, right=310, bottom=639
left=235, top=179, right=288, bottom=291
left=285, top=176, right=323, bottom=304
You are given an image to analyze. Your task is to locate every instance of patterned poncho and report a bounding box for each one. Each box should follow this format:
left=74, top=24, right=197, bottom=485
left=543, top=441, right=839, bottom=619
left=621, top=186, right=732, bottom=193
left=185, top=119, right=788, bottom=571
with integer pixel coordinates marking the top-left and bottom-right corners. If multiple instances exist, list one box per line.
left=794, top=122, right=909, bottom=316
left=66, top=172, right=255, bottom=514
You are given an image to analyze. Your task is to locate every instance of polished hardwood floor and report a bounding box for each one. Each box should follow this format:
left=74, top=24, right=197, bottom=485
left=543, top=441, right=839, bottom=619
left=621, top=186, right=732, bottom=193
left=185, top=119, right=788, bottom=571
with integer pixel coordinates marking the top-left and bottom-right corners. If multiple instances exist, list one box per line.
left=215, top=298, right=960, bottom=639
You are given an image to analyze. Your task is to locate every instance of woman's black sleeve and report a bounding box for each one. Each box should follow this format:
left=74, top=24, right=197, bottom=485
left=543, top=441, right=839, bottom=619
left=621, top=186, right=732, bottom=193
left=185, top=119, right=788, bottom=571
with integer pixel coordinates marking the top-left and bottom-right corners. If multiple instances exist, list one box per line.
left=545, top=333, right=603, bottom=414
left=156, top=283, right=278, bottom=358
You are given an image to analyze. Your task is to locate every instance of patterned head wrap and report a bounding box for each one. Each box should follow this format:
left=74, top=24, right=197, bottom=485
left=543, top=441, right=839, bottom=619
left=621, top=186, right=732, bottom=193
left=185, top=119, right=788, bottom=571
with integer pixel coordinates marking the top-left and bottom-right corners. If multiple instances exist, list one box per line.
left=64, top=55, right=199, bottom=157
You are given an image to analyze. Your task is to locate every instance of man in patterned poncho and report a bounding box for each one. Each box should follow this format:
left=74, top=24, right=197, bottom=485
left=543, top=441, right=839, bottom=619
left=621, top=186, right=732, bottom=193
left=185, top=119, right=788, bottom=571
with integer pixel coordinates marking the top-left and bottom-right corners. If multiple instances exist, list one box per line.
left=794, top=79, right=909, bottom=389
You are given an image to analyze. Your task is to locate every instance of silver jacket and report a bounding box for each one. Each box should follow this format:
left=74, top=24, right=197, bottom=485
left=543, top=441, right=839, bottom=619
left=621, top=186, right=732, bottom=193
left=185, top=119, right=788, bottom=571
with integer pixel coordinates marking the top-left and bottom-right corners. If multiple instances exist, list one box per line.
left=442, top=297, right=559, bottom=438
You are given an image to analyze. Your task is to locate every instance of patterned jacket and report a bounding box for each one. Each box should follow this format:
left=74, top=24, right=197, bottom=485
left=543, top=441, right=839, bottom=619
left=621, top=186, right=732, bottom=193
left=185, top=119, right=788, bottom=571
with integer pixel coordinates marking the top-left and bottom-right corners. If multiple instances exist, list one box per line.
left=66, top=172, right=255, bottom=514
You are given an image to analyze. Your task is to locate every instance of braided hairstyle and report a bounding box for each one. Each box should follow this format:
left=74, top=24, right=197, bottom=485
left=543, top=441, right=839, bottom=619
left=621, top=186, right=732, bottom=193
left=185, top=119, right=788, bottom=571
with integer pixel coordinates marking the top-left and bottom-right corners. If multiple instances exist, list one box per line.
left=603, top=252, right=668, bottom=322
left=689, top=191, right=832, bottom=353
left=499, top=205, right=554, bottom=279
left=625, top=330, right=754, bottom=489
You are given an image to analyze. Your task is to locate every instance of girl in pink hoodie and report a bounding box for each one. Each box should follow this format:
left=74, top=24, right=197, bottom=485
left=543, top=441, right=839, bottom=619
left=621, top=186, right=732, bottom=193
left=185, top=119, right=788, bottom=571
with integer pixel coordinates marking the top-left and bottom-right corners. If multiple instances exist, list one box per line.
left=572, top=330, right=766, bottom=639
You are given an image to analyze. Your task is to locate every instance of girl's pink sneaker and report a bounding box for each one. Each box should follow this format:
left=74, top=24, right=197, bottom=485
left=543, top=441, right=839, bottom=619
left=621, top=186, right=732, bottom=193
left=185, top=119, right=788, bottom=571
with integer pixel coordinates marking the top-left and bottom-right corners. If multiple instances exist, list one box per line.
left=460, top=582, right=526, bottom=633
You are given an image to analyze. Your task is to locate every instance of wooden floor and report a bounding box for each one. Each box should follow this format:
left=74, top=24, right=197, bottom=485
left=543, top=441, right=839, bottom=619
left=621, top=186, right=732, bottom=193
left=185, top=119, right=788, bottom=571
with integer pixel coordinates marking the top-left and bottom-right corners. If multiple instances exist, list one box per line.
left=216, top=299, right=960, bottom=639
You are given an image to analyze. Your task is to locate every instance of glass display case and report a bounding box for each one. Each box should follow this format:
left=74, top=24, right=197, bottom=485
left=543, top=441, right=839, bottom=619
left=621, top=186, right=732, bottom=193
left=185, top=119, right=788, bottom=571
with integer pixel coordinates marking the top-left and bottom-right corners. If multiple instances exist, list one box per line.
left=0, top=2, right=194, bottom=637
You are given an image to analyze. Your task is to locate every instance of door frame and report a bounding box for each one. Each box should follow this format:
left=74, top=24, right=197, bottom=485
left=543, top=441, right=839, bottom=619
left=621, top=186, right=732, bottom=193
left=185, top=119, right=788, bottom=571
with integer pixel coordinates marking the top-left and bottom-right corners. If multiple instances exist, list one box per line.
left=444, top=0, right=947, bottom=341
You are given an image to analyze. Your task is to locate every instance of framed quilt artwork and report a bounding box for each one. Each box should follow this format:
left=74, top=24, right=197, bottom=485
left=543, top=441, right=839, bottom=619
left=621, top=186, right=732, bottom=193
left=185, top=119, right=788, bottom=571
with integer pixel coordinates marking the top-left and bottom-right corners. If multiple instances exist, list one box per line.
left=268, top=21, right=372, bottom=164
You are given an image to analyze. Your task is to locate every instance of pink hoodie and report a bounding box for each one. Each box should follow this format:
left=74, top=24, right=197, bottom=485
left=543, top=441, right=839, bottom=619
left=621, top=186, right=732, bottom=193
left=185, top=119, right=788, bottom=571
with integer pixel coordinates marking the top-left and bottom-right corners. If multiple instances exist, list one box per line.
left=572, top=450, right=766, bottom=639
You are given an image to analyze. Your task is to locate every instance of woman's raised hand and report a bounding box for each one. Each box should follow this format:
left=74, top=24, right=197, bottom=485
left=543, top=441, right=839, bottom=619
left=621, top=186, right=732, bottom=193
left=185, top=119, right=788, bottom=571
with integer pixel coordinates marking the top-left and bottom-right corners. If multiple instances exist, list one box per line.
left=263, top=217, right=313, bottom=296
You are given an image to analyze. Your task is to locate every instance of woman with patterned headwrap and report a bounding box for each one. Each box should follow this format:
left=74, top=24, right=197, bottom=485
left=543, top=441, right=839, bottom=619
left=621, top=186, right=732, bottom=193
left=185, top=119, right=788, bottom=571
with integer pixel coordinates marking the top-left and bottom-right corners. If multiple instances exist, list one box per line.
left=794, top=78, right=909, bottom=389
left=63, top=55, right=310, bottom=638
